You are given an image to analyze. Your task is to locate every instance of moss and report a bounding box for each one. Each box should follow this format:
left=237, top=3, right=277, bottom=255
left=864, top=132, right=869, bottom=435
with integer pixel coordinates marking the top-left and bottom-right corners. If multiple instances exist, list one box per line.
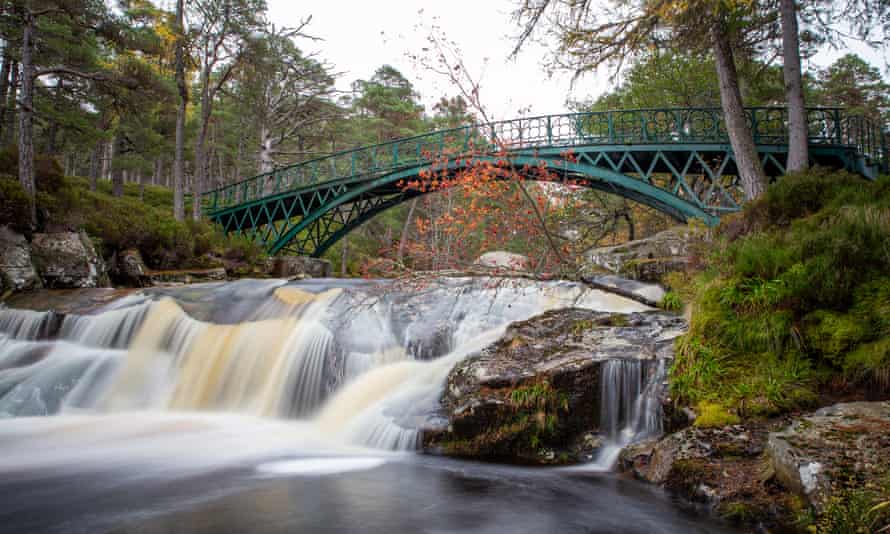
left=671, top=171, right=890, bottom=418
left=803, top=310, right=870, bottom=363
left=570, top=319, right=594, bottom=336
left=694, top=401, right=740, bottom=428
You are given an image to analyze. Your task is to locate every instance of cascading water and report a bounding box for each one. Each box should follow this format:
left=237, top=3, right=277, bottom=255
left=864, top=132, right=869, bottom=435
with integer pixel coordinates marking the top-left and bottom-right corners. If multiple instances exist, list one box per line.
left=0, top=278, right=736, bottom=534
left=590, top=358, right=668, bottom=469
left=0, top=277, right=667, bottom=458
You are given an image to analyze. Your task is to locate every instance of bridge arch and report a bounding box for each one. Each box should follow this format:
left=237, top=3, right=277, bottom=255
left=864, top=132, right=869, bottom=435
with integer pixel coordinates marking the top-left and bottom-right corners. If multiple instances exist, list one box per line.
left=203, top=107, right=885, bottom=257
left=267, top=155, right=720, bottom=257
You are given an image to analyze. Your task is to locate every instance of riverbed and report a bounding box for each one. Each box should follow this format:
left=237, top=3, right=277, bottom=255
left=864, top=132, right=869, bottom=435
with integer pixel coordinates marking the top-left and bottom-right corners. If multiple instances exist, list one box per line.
left=0, top=277, right=739, bottom=533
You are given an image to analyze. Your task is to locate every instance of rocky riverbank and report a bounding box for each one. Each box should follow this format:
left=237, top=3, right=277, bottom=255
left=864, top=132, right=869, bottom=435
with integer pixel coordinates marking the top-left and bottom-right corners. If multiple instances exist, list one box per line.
left=422, top=307, right=685, bottom=464
left=0, top=225, right=332, bottom=296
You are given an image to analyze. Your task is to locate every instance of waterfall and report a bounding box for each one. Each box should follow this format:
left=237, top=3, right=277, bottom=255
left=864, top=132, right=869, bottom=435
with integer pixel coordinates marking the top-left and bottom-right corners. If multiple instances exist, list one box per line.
left=588, top=358, right=668, bottom=469
left=0, top=277, right=660, bottom=460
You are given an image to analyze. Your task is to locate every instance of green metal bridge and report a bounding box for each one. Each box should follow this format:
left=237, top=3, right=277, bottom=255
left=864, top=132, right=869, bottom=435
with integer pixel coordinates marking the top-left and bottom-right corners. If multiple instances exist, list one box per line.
left=202, top=107, right=886, bottom=257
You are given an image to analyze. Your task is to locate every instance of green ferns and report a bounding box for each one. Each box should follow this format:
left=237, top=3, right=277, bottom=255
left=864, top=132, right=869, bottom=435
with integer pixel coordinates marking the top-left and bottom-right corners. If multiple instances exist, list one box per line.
left=671, top=170, right=890, bottom=417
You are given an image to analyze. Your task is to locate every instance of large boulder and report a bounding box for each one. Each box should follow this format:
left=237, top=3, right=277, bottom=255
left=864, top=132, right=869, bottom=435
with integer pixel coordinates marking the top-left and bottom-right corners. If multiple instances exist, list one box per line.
left=423, top=308, right=683, bottom=464
left=30, top=231, right=109, bottom=289
left=0, top=226, right=41, bottom=293
left=109, top=248, right=151, bottom=287
left=473, top=251, right=531, bottom=272
left=584, top=226, right=697, bottom=283
left=767, top=401, right=890, bottom=513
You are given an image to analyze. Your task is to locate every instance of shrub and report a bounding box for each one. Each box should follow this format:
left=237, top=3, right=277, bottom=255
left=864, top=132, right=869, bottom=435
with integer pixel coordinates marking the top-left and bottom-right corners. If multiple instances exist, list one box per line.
left=0, top=146, right=65, bottom=193
left=0, top=175, right=32, bottom=234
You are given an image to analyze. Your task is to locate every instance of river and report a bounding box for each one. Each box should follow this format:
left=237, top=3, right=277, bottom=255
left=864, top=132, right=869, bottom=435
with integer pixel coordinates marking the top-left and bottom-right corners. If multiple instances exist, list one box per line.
left=0, top=277, right=737, bottom=533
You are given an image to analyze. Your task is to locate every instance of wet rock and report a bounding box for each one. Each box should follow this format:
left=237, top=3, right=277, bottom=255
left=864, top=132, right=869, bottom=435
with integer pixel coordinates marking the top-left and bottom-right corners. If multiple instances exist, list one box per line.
left=0, top=226, right=41, bottom=293
left=767, top=401, right=890, bottom=512
left=271, top=256, right=332, bottom=279
left=423, top=308, right=684, bottom=464
left=30, top=232, right=110, bottom=289
left=473, top=251, right=531, bottom=272
left=584, top=226, right=696, bottom=283
left=147, top=267, right=227, bottom=285
left=110, top=248, right=151, bottom=287
left=582, top=274, right=665, bottom=307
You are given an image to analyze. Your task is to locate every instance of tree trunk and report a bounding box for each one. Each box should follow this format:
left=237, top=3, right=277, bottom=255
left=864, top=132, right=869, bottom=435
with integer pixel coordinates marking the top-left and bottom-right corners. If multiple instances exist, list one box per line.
left=781, top=0, right=808, bottom=172
left=88, top=141, right=101, bottom=191
left=192, top=76, right=213, bottom=221
left=0, top=51, right=11, bottom=143
left=3, top=59, right=17, bottom=146
left=173, top=0, right=187, bottom=221
left=711, top=21, right=767, bottom=200
left=396, top=197, right=418, bottom=265
left=18, top=11, right=37, bottom=226
left=340, top=238, right=348, bottom=276
left=111, top=135, right=124, bottom=197
left=101, top=140, right=112, bottom=180
left=258, top=125, right=274, bottom=174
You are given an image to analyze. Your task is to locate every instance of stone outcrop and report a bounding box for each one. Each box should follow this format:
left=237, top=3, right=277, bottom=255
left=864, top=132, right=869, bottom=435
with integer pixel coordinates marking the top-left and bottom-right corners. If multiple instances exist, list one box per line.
left=271, top=256, right=332, bottom=279
left=0, top=226, right=41, bottom=293
left=767, top=401, right=890, bottom=513
left=423, top=308, right=684, bottom=464
left=584, top=226, right=696, bottom=283
left=473, top=251, right=531, bottom=272
left=29, top=232, right=109, bottom=289
left=109, top=248, right=150, bottom=287
left=147, top=267, right=228, bottom=285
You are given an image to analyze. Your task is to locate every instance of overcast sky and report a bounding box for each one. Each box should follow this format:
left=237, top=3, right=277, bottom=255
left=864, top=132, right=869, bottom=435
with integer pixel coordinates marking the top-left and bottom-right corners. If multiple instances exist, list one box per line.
left=266, top=0, right=887, bottom=121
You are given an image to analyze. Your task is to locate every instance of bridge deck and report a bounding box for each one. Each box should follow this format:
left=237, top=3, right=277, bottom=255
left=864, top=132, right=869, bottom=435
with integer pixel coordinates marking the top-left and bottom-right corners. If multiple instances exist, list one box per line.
left=201, top=107, right=886, bottom=256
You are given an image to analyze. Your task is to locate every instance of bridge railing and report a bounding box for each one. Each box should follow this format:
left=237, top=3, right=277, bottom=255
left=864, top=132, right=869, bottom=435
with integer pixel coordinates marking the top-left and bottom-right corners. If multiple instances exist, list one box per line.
left=202, top=107, right=886, bottom=213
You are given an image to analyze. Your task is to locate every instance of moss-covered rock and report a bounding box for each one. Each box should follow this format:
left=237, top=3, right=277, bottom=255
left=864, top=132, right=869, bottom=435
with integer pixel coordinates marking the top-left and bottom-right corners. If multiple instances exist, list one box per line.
left=767, top=401, right=890, bottom=515
left=423, top=308, right=684, bottom=464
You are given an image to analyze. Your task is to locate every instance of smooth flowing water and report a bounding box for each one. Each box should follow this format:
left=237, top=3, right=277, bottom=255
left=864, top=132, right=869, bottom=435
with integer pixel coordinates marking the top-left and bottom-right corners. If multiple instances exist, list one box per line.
left=0, top=278, right=736, bottom=533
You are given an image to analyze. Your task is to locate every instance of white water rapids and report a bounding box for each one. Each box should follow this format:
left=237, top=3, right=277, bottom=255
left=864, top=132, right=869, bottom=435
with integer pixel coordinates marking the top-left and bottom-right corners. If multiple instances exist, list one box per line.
left=0, top=277, right=667, bottom=473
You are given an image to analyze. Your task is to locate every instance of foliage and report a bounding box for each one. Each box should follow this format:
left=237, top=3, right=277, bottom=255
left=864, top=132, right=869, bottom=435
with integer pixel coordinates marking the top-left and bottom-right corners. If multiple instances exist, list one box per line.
left=1, top=173, right=264, bottom=270
left=659, top=291, right=683, bottom=312
left=0, top=145, right=66, bottom=193
left=0, top=174, right=31, bottom=234
left=810, top=476, right=890, bottom=534
left=671, top=170, right=890, bottom=416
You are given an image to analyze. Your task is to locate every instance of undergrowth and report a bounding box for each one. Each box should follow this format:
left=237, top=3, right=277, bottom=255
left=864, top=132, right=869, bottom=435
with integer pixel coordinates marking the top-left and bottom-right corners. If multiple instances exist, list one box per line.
left=670, top=168, right=890, bottom=418
left=0, top=173, right=264, bottom=271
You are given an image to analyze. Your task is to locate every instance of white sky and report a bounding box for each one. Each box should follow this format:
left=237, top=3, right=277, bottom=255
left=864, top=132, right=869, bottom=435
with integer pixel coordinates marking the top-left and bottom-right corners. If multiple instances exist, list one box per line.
left=266, top=0, right=888, bottom=121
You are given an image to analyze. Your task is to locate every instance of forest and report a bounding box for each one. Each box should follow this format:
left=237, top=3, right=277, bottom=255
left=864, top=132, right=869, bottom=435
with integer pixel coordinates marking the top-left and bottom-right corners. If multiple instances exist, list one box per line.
left=0, top=0, right=887, bottom=276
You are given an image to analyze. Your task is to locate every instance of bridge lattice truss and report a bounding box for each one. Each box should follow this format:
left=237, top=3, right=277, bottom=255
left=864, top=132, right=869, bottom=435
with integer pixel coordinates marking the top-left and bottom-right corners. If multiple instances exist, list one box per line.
left=202, top=107, right=886, bottom=257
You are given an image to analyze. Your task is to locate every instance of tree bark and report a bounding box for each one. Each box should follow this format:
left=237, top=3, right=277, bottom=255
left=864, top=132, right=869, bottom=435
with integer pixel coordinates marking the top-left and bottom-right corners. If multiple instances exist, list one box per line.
left=711, top=21, right=767, bottom=200
left=18, top=10, right=37, bottom=226
left=88, top=141, right=101, bottom=191
left=3, top=59, right=17, bottom=146
left=0, top=51, right=11, bottom=143
left=192, top=69, right=213, bottom=221
left=781, top=0, right=808, bottom=172
left=111, top=134, right=124, bottom=197
left=258, top=125, right=274, bottom=174
left=173, top=0, right=187, bottom=221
